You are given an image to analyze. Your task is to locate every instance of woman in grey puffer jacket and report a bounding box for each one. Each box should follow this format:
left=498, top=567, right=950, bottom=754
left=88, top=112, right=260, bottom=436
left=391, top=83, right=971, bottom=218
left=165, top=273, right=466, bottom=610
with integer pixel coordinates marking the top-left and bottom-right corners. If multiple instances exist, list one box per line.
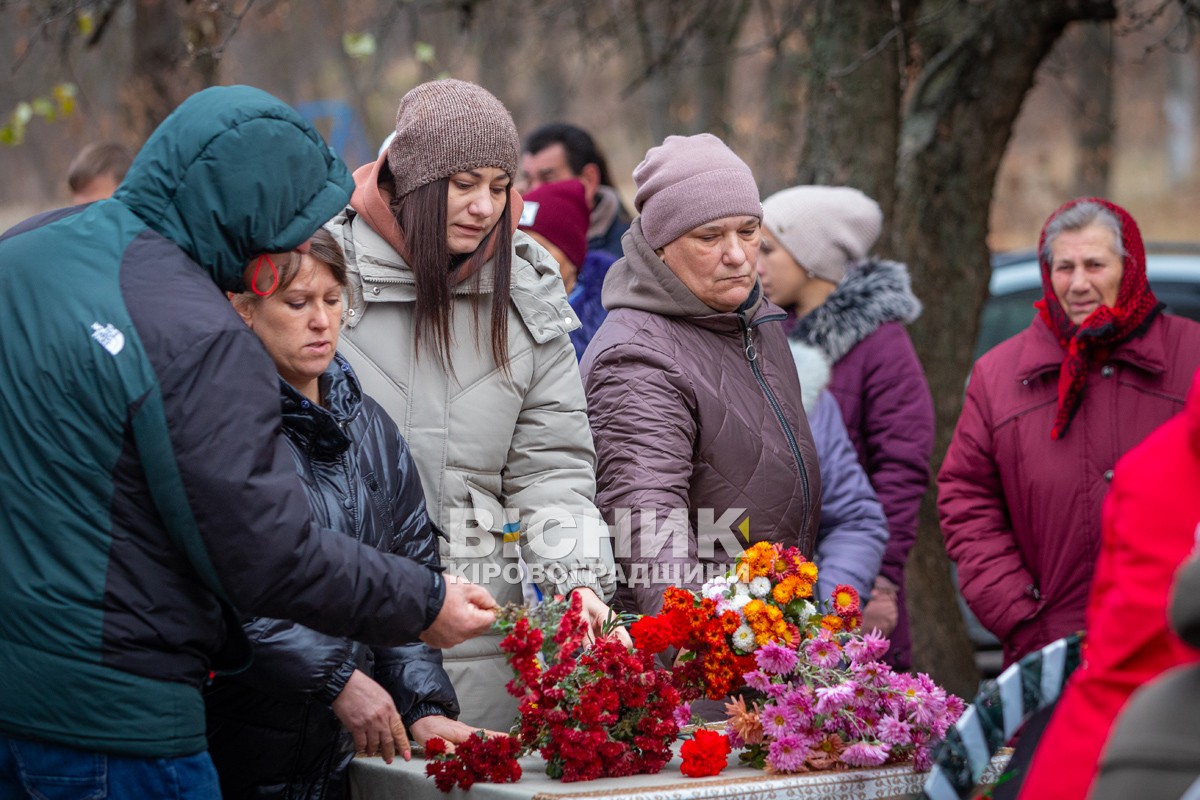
left=325, top=80, right=619, bottom=733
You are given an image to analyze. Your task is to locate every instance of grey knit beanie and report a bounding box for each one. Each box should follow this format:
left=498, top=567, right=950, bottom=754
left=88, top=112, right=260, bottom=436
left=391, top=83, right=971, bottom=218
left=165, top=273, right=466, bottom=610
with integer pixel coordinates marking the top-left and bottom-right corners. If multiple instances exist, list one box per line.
left=761, top=186, right=882, bottom=284
left=633, top=133, right=762, bottom=251
left=387, top=79, right=520, bottom=199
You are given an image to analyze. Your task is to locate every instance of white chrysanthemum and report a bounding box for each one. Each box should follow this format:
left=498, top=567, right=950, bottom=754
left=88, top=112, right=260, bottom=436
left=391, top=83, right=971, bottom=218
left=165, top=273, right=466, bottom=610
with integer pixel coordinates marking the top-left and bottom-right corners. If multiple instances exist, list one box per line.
left=702, top=575, right=731, bottom=601
left=733, top=581, right=751, bottom=597
left=732, top=625, right=757, bottom=651
left=729, top=592, right=753, bottom=612
left=749, top=576, right=772, bottom=598
left=794, top=600, right=817, bottom=620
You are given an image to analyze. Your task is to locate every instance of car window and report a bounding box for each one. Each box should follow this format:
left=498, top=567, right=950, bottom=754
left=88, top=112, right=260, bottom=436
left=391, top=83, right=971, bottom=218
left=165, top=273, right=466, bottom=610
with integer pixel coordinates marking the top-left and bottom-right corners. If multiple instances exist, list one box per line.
left=1157, top=284, right=1200, bottom=323
left=974, top=289, right=1039, bottom=358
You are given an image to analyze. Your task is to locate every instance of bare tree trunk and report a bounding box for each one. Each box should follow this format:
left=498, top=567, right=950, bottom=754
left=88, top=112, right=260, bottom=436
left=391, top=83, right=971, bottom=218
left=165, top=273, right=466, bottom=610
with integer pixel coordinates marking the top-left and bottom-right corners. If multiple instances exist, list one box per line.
left=796, top=0, right=912, bottom=224
left=758, top=40, right=805, bottom=195
left=530, top=30, right=571, bottom=123
left=183, top=2, right=223, bottom=90
left=1074, top=20, right=1115, bottom=197
left=630, top=0, right=680, bottom=143
left=692, top=0, right=751, bottom=139
left=890, top=0, right=1116, bottom=700
left=126, top=0, right=220, bottom=139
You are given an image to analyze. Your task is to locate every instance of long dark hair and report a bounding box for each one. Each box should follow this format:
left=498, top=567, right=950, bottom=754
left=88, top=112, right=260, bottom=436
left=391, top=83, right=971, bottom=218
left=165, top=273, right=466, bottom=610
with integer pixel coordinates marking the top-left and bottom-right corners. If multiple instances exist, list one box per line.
left=391, top=177, right=513, bottom=370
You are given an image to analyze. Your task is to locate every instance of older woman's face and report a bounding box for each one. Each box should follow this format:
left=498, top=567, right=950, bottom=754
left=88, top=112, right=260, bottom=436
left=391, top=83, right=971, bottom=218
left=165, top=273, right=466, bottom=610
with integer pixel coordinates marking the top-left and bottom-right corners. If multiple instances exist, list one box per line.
left=236, top=255, right=343, bottom=396
left=659, top=216, right=761, bottom=312
left=1050, top=222, right=1124, bottom=325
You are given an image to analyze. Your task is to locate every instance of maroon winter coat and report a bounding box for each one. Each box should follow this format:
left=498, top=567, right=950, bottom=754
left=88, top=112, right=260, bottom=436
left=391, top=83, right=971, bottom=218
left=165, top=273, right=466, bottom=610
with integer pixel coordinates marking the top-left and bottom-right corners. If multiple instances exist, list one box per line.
left=938, top=313, right=1200, bottom=665
left=581, top=219, right=822, bottom=617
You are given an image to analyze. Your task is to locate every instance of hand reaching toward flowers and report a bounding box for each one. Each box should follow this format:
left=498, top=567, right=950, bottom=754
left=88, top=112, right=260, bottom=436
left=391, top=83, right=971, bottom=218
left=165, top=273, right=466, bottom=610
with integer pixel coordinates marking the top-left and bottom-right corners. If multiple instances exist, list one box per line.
left=410, top=716, right=505, bottom=750
left=571, top=586, right=633, bottom=648
left=492, top=593, right=683, bottom=783
left=420, top=574, right=500, bottom=649
left=331, top=669, right=410, bottom=763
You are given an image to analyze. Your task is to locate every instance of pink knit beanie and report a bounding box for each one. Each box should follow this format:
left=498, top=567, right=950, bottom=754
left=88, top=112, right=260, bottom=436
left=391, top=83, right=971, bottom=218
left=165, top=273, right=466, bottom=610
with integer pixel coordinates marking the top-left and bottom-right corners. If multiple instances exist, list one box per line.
left=387, top=79, right=520, bottom=199
left=518, top=179, right=589, bottom=269
left=632, top=133, right=762, bottom=250
left=761, top=186, right=882, bottom=284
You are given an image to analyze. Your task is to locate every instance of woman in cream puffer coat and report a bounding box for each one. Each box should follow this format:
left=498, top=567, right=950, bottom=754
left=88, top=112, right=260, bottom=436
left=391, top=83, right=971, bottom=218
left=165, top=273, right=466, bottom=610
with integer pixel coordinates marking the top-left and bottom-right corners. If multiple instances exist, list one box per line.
left=326, top=79, right=618, bottom=733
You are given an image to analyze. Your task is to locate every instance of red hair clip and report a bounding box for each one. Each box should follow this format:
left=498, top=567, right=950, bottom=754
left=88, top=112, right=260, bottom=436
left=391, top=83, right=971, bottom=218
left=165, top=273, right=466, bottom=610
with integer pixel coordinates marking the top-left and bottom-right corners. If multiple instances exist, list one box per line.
left=251, top=254, right=279, bottom=297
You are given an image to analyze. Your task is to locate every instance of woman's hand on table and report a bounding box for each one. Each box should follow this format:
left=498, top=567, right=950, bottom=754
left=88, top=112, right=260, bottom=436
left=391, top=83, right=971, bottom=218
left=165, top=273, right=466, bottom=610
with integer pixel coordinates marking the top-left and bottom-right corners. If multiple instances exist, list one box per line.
left=410, top=716, right=507, bottom=752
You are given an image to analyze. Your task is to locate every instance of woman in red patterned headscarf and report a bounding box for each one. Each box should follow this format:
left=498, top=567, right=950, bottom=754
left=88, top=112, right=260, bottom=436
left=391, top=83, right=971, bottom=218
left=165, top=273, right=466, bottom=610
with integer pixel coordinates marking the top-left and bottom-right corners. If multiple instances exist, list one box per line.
left=938, top=197, right=1200, bottom=668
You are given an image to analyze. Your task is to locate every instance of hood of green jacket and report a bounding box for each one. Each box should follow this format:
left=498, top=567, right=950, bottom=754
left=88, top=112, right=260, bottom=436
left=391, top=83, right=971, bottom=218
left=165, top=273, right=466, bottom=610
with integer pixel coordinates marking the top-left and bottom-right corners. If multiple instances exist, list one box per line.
left=112, top=85, right=353, bottom=292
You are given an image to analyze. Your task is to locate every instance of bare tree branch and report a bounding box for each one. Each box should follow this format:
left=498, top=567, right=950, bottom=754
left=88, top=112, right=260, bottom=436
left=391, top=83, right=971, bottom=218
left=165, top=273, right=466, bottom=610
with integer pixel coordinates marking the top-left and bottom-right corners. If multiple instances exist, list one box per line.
left=188, top=0, right=257, bottom=62
left=828, top=0, right=952, bottom=79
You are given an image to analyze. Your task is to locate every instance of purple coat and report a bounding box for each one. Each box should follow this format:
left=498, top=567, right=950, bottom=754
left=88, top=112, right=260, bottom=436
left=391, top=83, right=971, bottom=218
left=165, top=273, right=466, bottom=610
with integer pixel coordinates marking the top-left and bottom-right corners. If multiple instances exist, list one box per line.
left=791, top=260, right=935, bottom=669
left=828, top=321, right=934, bottom=591
left=582, top=219, right=822, bottom=617
left=939, top=313, right=1200, bottom=665
left=791, top=342, right=888, bottom=604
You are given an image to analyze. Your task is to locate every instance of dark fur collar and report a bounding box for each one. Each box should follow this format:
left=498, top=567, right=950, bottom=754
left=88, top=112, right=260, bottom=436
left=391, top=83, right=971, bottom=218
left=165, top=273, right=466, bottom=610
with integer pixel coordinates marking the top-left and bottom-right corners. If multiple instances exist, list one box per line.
left=790, top=259, right=922, bottom=363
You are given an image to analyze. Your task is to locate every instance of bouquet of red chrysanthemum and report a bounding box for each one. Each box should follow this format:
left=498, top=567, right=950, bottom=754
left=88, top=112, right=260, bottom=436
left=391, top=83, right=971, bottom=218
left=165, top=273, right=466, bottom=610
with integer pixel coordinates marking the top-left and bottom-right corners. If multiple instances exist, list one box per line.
left=425, top=732, right=523, bottom=791
left=633, top=542, right=863, bottom=702
left=425, top=595, right=684, bottom=790
left=497, top=593, right=684, bottom=782
left=680, top=728, right=732, bottom=777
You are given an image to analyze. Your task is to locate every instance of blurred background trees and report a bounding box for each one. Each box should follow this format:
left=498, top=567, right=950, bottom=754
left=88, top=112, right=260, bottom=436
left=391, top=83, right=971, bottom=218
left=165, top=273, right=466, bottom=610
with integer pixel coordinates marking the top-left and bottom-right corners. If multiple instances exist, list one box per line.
left=4, top=0, right=1200, bottom=696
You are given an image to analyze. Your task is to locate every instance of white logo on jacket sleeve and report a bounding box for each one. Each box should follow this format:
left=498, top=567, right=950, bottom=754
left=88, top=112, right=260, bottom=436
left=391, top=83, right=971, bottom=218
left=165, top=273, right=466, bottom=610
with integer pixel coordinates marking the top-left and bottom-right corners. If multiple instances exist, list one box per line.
left=90, top=322, right=125, bottom=356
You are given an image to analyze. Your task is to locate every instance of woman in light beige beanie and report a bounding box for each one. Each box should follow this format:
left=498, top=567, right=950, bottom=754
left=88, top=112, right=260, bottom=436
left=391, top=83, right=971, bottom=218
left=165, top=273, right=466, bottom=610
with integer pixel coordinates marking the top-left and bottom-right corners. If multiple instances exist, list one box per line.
left=325, top=79, right=620, bottom=735
left=756, top=184, right=934, bottom=673
left=757, top=185, right=882, bottom=315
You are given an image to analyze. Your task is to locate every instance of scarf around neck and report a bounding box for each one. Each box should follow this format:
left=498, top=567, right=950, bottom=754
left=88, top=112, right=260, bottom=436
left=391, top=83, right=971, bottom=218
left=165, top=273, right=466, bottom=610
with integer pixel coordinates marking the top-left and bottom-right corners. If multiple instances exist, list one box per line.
left=1033, top=197, right=1160, bottom=440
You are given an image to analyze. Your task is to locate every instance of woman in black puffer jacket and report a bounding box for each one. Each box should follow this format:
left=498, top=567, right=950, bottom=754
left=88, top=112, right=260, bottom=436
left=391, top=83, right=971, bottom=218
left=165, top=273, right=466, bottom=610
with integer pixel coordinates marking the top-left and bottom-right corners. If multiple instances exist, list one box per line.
left=205, top=230, right=483, bottom=800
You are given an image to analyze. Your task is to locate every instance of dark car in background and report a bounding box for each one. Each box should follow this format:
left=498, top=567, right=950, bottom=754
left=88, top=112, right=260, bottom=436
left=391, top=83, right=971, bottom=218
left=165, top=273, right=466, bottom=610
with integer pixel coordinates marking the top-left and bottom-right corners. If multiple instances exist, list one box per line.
left=959, top=245, right=1200, bottom=676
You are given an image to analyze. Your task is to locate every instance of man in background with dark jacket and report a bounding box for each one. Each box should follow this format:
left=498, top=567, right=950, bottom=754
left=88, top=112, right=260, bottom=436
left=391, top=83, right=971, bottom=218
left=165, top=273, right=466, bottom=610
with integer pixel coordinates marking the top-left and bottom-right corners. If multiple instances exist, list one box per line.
left=0, top=85, right=496, bottom=799
left=518, top=122, right=632, bottom=258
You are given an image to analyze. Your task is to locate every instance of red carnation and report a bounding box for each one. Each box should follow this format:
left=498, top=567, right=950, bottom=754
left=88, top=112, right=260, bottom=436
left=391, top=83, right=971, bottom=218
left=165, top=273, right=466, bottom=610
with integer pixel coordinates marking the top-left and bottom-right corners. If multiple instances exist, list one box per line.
left=680, top=729, right=731, bottom=777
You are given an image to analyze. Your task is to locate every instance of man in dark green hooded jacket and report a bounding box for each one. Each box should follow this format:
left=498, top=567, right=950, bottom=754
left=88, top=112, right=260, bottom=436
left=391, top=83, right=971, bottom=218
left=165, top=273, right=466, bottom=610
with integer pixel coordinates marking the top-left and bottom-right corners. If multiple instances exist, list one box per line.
left=0, top=86, right=497, bottom=798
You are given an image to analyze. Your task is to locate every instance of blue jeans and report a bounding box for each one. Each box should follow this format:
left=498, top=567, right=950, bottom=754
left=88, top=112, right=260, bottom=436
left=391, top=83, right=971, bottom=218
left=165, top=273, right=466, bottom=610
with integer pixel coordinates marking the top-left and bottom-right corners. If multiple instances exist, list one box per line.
left=0, top=736, right=220, bottom=800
